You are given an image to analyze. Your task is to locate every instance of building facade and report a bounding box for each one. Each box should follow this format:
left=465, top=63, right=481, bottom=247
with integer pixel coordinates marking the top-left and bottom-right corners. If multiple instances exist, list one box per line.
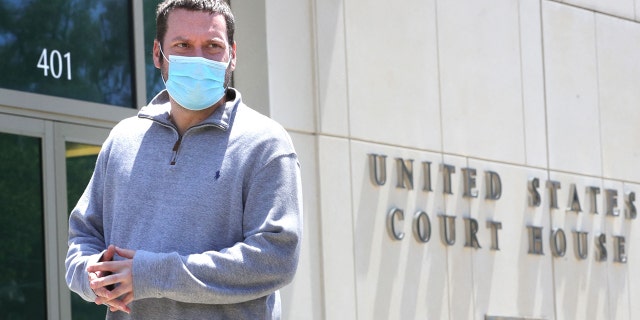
left=1, top=0, right=640, bottom=319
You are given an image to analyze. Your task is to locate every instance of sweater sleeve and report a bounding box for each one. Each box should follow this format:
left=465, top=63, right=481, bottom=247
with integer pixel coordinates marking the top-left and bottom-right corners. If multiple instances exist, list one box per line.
left=65, top=147, right=109, bottom=302
left=132, top=153, right=303, bottom=304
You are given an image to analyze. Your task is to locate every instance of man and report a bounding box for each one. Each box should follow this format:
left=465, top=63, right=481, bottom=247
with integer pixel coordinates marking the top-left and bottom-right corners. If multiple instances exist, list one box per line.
left=65, top=1, right=303, bottom=319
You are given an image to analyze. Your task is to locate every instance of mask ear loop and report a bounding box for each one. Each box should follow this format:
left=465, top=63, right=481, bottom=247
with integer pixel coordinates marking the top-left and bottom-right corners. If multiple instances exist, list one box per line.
left=158, top=44, right=170, bottom=63
left=158, top=45, right=170, bottom=84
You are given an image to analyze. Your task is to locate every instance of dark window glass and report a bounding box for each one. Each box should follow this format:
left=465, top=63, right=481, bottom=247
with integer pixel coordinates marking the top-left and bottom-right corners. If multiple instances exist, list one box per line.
left=0, top=0, right=135, bottom=108
left=65, top=142, right=106, bottom=320
left=144, top=0, right=164, bottom=103
left=0, top=132, right=47, bottom=319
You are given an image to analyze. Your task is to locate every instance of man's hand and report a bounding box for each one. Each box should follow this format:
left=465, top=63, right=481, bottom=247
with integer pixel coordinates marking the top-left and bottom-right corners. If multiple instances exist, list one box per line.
left=88, top=244, right=116, bottom=300
left=87, top=246, right=136, bottom=314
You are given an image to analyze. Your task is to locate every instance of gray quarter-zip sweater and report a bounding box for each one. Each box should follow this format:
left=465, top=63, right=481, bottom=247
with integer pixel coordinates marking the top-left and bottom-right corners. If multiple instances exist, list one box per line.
left=66, top=89, right=303, bottom=319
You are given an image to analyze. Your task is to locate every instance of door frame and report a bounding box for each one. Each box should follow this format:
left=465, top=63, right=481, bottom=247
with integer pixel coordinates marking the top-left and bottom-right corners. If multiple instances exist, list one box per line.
left=54, top=122, right=110, bottom=319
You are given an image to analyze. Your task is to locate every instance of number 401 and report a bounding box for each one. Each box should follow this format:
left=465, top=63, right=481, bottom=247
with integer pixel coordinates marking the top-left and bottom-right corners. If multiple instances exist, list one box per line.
left=37, top=48, right=72, bottom=80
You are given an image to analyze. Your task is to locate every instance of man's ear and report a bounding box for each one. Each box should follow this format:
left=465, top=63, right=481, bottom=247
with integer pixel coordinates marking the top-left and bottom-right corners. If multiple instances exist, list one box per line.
left=153, top=39, right=163, bottom=69
left=229, top=41, right=237, bottom=71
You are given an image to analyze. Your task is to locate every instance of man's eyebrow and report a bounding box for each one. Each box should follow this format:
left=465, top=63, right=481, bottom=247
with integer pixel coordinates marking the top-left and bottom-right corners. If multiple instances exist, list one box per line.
left=168, top=36, right=226, bottom=44
left=169, top=36, right=190, bottom=43
left=205, top=37, right=227, bottom=44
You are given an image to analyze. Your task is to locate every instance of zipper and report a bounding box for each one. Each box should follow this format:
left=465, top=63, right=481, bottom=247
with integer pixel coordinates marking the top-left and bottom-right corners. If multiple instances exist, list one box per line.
left=170, top=136, right=182, bottom=165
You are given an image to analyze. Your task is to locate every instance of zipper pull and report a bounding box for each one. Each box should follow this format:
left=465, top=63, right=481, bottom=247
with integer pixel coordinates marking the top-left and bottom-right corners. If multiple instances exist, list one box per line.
left=170, top=137, right=182, bottom=165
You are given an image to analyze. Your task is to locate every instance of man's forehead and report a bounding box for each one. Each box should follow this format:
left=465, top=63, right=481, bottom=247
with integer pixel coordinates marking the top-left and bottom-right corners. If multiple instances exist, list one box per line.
left=165, top=9, right=227, bottom=34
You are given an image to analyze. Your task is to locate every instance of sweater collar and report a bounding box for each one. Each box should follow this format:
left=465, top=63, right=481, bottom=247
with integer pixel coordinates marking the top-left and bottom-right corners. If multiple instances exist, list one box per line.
left=137, top=88, right=240, bottom=132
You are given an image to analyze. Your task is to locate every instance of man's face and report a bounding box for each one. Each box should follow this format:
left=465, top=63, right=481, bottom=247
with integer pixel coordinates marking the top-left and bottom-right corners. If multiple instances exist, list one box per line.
left=153, top=9, right=236, bottom=86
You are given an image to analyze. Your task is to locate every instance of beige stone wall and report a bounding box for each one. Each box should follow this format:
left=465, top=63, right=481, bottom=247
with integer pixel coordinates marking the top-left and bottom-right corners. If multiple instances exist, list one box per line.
left=234, top=0, right=640, bottom=319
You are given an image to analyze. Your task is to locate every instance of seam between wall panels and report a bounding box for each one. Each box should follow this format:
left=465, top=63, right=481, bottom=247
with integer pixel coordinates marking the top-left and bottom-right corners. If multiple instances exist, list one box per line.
left=538, top=1, right=558, bottom=320
left=550, top=0, right=638, bottom=22
left=340, top=0, right=359, bottom=318
left=517, top=0, right=529, bottom=167
left=592, top=13, right=616, bottom=320
left=308, top=0, right=328, bottom=318
left=432, top=1, right=455, bottom=319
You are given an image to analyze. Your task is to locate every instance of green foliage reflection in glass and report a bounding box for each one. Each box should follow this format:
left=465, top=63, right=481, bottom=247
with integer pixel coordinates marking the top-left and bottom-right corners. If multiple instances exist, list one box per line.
left=144, top=0, right=166, bottom=103
left=0, top=133, right=46, bottom=319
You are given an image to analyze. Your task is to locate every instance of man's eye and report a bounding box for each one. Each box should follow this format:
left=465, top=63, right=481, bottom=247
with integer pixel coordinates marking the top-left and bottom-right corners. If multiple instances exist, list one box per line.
left=176, top=43, right=188, bottom=48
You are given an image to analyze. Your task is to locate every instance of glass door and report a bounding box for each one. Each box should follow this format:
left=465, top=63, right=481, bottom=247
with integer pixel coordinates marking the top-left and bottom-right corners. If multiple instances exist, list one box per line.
left=54, top=123, right=110, bottom=320
left=0, top=114, right=112, bottom=319
left=0, top=118, right=47, bottom=320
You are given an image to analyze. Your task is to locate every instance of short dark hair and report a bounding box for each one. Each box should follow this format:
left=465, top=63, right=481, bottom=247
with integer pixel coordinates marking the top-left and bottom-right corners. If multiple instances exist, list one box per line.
left=156, top=0, right=235, bottom=48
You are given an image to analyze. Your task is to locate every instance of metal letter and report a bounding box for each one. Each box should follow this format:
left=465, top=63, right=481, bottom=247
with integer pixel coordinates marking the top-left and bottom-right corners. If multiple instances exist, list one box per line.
left=441, top=164, right=455, bottom=195
left=586, top=186, right=600, bottom=214
left=422, top=161, right=433, bottom=192
left=528, top=178, right=541, bottom=207
left=605, top=189, right=620, bottom=216
left=595, top=233, right=607, bottom=262
left=485, top=171, right=502, bottom=200
left=614, top=236, right=627, bottom=263
left=395, top=158, right=414, bottom=190
left=413, top=211, right=431, bottom=243
left=487, top=221, right=502, bottom=251
left=566, top=183, right=582, bottom=212
left=463, top=218, right=481, bottom=249
left=625, top=191, right=637, bottom=220
left=462, top=168, right=478, bottom=198
left=551, top=228, right=567, bottom=257
left=546, top=180, right=561, bottom=209
left=368, top=154, right=387, bottom=186
left=387, top=208, right=405, bottom=240
left=573, top=231, right=588, bottom=260
left=439, top=215, right=456, bottom=245
left=527, top=226, right=544, bottom=255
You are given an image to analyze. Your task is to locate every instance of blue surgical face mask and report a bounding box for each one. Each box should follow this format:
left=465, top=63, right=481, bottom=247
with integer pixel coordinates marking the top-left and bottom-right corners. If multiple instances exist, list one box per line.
left=159, top=46, right=231, bottom=111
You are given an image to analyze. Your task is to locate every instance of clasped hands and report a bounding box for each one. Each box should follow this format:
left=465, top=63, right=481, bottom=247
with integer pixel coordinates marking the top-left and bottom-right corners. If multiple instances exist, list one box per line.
left=87, top=245, right=135, bottom=314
